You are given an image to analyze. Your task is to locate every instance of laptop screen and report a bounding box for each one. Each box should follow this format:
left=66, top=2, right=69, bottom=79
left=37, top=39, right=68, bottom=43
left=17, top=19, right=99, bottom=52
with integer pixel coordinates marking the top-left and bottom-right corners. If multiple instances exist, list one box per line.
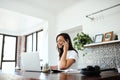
left=21, top=52, right=41, bottom=72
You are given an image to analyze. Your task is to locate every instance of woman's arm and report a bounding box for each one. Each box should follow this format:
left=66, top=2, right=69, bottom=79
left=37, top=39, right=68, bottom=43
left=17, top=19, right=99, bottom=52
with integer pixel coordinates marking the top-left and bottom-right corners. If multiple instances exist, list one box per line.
left=60, top=41, right=75, bottom=70
left=60, top=58, right=75, bottom=70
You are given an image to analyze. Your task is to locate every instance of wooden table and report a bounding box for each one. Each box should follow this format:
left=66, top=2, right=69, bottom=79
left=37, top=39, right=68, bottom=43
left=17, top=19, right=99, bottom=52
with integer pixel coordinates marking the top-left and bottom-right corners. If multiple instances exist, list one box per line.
left=0, top=70, right=120, bottom=80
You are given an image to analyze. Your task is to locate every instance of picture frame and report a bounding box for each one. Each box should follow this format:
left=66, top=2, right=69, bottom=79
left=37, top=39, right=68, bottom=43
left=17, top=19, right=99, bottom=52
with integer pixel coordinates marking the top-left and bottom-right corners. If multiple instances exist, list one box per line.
left=103, top=31, right=113, bottom=42
left=94, top=34, right=103, bottom=43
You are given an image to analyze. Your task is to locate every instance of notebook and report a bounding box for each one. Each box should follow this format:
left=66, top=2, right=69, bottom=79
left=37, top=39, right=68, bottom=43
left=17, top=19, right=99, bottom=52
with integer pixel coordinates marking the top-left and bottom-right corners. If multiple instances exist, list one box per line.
left=21, top=52, right=41, bottom=72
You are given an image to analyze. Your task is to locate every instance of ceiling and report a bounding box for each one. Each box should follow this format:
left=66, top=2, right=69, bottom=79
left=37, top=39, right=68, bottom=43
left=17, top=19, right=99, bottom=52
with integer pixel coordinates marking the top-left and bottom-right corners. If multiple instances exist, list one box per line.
left=23, top=0, right=81, bottom=14
left=0, top=0, right=81, bottom=35
left=0, top=8, right=44, bottom=35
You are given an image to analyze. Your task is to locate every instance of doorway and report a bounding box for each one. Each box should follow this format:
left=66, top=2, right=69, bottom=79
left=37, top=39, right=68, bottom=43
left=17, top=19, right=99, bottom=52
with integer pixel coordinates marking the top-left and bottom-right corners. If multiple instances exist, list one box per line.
left=0, top=35, right=17, bottom=71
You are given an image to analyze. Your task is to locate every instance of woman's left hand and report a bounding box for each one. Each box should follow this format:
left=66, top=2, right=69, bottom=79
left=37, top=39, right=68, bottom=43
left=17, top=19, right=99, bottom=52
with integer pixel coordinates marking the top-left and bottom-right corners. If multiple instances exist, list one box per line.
left=63, top=41, right=69, bottom=52
left=50, top=65, right=58, bottom=70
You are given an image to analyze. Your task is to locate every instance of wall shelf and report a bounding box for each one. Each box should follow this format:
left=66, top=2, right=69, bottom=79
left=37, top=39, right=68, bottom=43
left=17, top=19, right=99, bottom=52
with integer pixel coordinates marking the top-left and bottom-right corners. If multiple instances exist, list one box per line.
left=84, top=40, right=120, bottom=47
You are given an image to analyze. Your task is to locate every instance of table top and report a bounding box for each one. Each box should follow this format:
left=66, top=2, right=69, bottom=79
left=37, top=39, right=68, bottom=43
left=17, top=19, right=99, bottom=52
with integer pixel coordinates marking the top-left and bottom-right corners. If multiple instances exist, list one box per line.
left=0, top=70, right=120, bottom=80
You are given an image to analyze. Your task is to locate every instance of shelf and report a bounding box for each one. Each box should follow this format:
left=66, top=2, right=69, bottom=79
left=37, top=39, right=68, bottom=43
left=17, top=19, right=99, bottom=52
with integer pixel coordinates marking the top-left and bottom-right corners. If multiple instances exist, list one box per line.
left=84, top=40, right=120, bottom=47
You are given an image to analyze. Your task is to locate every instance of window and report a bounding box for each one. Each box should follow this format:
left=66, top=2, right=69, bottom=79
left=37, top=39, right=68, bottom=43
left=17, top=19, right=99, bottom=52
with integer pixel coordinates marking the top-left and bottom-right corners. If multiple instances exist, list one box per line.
left=0, top=34, right=17, bottom=69
left=26, top=29, right=43, bottom=52
left=3, top=36, right=16, bottom=60
left=26, top=34, right=32, bottom=52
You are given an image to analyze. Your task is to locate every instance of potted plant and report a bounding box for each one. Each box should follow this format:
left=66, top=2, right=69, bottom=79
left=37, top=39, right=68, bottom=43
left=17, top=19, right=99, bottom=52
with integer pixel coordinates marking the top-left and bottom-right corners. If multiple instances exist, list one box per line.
left=73, top=32, right=93, bottom=56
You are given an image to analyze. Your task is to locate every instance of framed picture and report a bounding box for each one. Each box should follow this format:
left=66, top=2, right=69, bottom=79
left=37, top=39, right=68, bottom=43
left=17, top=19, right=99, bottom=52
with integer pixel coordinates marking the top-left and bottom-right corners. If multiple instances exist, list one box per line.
left=103, top=31, right=113, bottom=42
left=94, top=34, right=103, bottom=43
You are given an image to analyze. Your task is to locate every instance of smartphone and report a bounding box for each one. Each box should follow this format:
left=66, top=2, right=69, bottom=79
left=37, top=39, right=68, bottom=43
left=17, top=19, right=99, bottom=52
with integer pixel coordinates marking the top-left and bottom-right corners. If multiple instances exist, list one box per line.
left=62, top=39, right=69, bottom=46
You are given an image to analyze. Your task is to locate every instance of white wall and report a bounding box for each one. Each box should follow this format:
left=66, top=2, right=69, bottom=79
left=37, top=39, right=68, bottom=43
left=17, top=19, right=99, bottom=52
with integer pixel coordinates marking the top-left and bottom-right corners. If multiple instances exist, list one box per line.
left=53, top=0, right=120, bottom=65
left=47, top=18, right=59, bottom=65
left=57, top=0, right=120, bottom=36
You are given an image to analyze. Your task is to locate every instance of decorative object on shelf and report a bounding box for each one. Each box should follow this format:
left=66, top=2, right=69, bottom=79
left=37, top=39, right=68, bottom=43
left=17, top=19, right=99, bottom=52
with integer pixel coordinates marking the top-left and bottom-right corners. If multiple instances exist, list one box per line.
left=73, top=32, right=93, bottom=50
left=114, top=35, right=118, bottom=40
left=94, top=34, right=104, bottom=43
left=103, top=31, right=113, bottom=42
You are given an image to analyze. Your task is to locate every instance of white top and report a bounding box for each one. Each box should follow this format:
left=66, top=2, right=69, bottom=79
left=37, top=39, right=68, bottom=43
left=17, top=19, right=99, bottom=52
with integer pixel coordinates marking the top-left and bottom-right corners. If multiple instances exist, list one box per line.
left=58, top=50, right=78, bottom=70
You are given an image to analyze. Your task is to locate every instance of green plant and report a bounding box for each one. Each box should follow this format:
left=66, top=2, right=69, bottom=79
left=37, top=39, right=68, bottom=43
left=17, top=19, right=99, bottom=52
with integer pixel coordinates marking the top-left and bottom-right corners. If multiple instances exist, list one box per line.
left=73, top=32, right=93, bottom=51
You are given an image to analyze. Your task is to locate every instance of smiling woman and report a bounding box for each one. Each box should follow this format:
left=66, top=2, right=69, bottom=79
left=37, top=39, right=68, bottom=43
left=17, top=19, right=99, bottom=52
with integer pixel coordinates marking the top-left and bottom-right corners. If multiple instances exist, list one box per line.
left=50, top=33, right=78, bottom=70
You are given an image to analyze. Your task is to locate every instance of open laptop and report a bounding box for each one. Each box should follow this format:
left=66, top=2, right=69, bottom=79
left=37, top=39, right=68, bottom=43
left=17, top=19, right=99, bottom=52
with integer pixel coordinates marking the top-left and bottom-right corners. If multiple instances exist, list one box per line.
left=21, top=52, right=41, bottom=72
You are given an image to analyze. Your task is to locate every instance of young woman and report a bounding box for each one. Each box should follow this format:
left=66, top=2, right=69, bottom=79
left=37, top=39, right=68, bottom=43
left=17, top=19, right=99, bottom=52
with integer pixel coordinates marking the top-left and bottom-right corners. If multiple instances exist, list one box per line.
left=51, top=33, right=78, bottom=70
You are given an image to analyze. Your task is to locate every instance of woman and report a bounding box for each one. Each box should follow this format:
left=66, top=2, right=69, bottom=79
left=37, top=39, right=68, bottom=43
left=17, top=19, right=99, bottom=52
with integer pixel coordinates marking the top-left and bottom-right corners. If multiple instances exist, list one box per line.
left=51, top=33, right=78, bottom=70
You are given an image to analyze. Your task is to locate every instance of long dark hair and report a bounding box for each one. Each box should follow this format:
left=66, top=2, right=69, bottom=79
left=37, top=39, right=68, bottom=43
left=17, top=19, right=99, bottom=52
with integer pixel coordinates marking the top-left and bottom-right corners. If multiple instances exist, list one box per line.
left=56, top=33, right=78, bottom=59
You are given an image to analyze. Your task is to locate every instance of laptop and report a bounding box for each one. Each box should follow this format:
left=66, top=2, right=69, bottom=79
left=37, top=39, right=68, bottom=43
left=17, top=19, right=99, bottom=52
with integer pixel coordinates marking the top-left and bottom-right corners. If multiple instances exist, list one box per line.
left=21, top=52, right=41, bottom=72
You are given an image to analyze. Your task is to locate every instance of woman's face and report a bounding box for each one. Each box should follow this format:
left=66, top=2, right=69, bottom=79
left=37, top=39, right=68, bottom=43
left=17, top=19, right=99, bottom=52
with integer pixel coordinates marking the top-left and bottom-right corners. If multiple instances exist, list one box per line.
left=57, top=36, right=65, bottom=48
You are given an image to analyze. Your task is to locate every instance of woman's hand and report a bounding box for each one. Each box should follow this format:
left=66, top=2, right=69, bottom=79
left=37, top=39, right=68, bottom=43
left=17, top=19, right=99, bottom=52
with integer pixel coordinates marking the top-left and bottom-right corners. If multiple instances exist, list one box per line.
left=50, top=65, right=58, bottom=70
left=63, top=41, right=69, bottom=52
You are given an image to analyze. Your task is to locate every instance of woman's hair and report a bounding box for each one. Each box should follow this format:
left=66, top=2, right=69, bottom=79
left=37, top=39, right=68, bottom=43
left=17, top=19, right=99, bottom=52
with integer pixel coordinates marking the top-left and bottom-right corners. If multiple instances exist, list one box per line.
left=56, top=33, right=78, bottom=59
